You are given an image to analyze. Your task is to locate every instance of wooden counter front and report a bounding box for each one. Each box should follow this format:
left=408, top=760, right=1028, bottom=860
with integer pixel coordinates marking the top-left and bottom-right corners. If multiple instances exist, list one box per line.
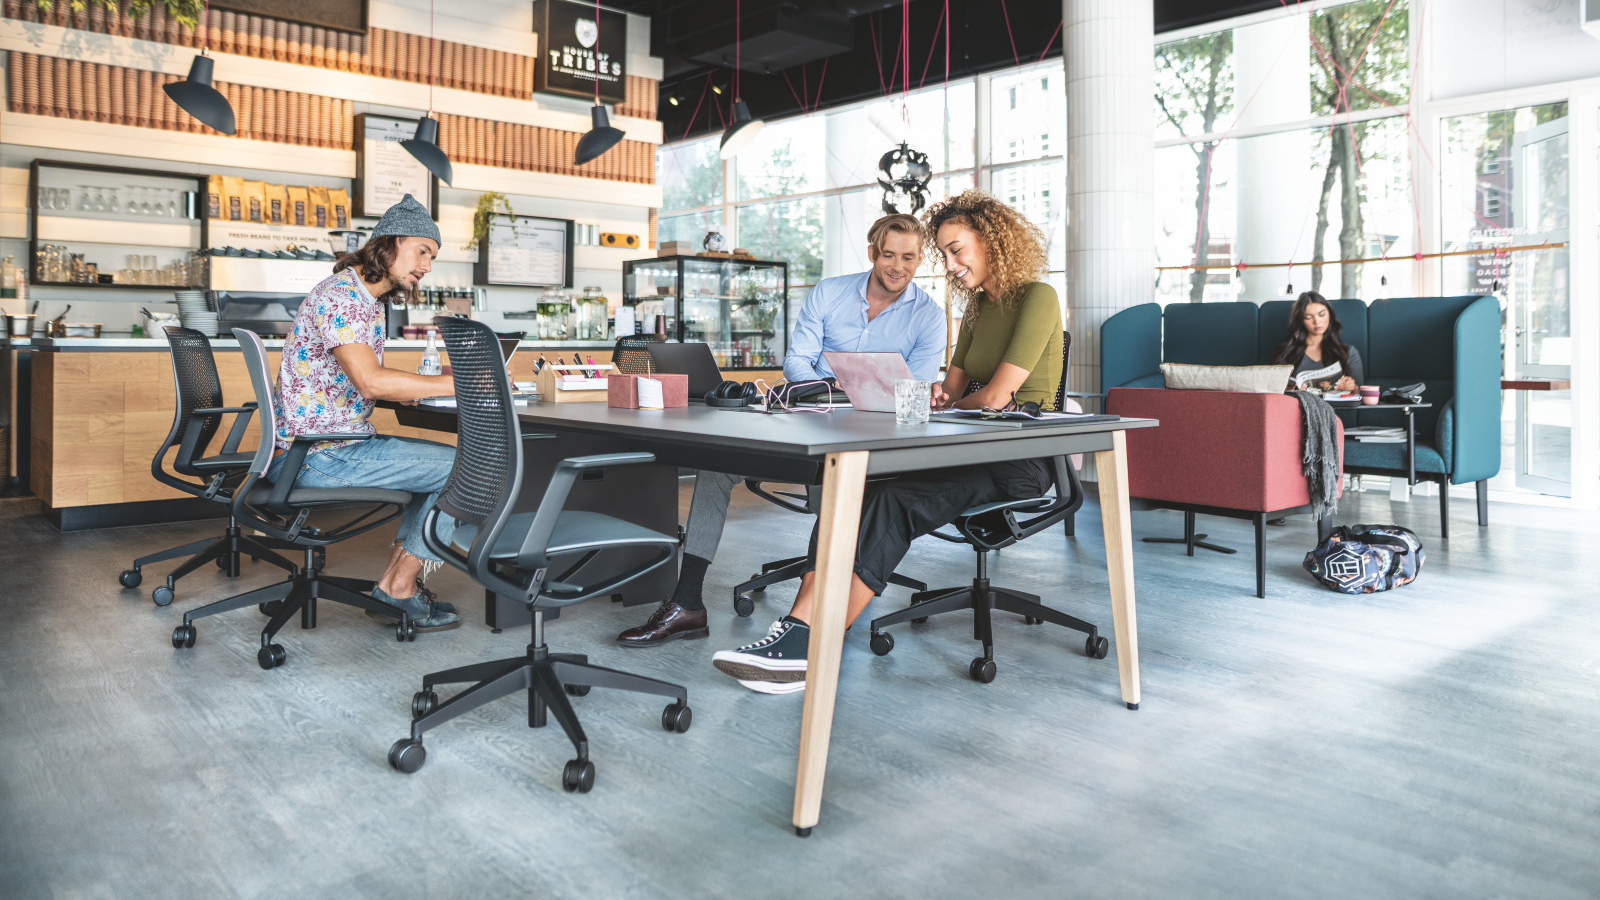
left=30, top=344, right=775, bottom=521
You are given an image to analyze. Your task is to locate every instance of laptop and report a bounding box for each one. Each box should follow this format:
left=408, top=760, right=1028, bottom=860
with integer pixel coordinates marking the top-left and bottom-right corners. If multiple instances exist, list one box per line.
left=823, top=351, right=914, bottom=413
left=645, top=342, right=725, bottom=398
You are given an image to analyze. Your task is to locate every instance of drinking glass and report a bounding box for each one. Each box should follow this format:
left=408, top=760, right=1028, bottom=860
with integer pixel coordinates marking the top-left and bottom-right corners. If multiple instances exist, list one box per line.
left=107, top=188, right=120, bottom=214
left=893, top=379, right=932, bottom=425
left=167, top=190, right=180, bottom=218
left=140, top=187, right=154, bottom=216
left=91, top=189, right=106, bottom=212
left=77, top=186, right=92, bottom=211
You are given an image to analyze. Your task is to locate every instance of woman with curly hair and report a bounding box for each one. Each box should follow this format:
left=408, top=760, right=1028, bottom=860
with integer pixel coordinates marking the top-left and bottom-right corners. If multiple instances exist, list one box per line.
left=711, top=191, right=1062, bottom=694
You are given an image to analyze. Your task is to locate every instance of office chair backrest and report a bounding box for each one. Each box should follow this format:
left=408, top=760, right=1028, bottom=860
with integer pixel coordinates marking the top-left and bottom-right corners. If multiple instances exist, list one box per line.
left=1053, top=330, right=1072, bottom=412
left=161, top=325, right=226, bottom=472
left=433, top=316, right=523, bottom=528
left=612, top=334, right=664, bottom=375
left=233, top=328, right=280, bottom=480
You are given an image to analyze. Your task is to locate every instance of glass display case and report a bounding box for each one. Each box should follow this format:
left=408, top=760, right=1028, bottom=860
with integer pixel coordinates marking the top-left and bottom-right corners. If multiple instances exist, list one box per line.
left=622, top=256, right=788, bottom=370
left=29, top=160, right=207, bottom=289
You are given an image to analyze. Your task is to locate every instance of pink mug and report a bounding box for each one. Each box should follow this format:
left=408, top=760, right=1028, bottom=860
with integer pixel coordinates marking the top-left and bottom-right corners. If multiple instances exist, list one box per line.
left=1360, top=385, right=1380, bottom=405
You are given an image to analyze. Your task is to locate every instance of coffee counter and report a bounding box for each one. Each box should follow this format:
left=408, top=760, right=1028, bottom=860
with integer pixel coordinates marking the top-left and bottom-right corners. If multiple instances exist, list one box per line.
left=25, top=337, right=777, bottom=530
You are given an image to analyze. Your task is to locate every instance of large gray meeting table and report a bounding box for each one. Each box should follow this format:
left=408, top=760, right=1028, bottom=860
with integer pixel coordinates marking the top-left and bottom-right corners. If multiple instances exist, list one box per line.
left=493, top=401, right=1157, bottom=835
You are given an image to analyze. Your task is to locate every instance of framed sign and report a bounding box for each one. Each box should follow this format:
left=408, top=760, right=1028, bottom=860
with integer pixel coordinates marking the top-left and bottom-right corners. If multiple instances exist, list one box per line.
left=473, top=214, right=575, bottom=287
left=352, top=114, right=439, bottom=221
left=531, top=0, right=627, bottom=104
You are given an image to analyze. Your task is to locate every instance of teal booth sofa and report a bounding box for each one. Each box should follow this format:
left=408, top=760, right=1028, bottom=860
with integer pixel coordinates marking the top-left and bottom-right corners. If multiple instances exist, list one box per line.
left=1101, top=296, right=1500, bottom=538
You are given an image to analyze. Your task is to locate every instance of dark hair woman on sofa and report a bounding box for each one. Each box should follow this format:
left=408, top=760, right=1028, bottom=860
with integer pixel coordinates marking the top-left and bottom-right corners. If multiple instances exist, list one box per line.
left=1270, top=291, right=1364, bottom=392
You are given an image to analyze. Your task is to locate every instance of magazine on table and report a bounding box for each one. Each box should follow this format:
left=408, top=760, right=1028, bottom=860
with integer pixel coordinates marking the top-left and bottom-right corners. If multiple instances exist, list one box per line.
left=1293, top=361, right=1344, bottom=391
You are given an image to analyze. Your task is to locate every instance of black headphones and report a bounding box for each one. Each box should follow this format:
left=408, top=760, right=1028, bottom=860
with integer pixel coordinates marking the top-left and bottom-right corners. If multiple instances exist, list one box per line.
left=704, top=379, right=760, bottom=407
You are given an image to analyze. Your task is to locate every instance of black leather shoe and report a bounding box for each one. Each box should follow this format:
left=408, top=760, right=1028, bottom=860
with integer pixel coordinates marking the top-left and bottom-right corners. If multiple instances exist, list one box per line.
left=617, top=601, right=709, bottom=648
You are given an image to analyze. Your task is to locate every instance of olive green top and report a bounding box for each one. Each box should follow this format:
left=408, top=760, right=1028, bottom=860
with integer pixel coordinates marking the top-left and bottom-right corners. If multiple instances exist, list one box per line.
left=949, top=281, right=1063, bottom=409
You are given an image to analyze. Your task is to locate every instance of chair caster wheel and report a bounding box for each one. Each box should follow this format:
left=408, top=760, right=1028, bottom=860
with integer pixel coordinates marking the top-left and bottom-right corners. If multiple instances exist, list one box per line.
left=733, top=595, right=755, bottom=617
left=662, top=702, right=692, bottom=733
left=171, top=624, right=196, bottom=649
left=215, top=556, right=227, bottom=569
left=119, top=568, right=142, bottom=588
left=910, top=616, right=929, bottom=625
left=257, top=643, right=286, bottom=670
left=389, top=739, right=426, bottom=773
left=1086, top=635, right=1109, bottom=659
left=151, top=586, right=174, bottom=607
left=395, top=619, right=416, bottom=642
left=795, top=826, right=812, bottom=838
left=869, top=631, right=894, bottom=656
left=1024, top=616, right=1040, bottom=625
left=565, top=683, right=591, bottom=697
left=258, top=600, right=283, bottom=617
left=562, top=758, right=595, bottom=793
left=968, top=657, right=997, bottom=683
left=411, top=690, right=438, bottom=718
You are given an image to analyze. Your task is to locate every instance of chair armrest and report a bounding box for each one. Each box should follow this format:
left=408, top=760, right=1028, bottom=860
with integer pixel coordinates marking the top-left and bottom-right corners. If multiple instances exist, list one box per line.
left=516, top=453, right=658, bottom=564
left=1107, top=387, right=1321, bottom=511
left=745, top=479, right=812, bottom=514
left=291, top=432, right=376, bottom=443
left=193, top=405, right=258, bottom=415
left=960, top=497, right=1053, bottom=518
left=218, top=401, right=258, bottom=454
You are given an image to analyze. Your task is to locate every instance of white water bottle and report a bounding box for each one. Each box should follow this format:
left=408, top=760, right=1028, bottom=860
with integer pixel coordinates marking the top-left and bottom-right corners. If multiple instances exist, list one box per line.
left=418, top=330, right=442, bottom=376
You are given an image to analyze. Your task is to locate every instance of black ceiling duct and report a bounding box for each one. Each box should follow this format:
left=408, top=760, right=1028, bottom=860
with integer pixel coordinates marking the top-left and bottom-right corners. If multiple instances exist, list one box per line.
left=668, top=0, right=903, bottom=73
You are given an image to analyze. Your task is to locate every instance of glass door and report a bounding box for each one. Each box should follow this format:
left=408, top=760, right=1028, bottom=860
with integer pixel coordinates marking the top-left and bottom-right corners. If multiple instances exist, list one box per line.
left=1508, top=116, right=1571, bottom=495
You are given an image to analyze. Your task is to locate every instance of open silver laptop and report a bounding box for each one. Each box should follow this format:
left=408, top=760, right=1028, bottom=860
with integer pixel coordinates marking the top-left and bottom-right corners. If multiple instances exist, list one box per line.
left=823, top=351, right=914, bottom=413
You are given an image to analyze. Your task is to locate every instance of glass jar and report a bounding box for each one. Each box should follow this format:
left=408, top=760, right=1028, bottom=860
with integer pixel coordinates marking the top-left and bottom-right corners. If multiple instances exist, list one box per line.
left=574, top=286, right=609, bottom=341
left=535, top=287, right=569, bottom=340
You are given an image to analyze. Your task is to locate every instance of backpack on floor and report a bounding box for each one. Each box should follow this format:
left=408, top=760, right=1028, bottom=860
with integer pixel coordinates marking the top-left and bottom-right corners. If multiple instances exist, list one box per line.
left=1303, top=524, right=1425, bottom=594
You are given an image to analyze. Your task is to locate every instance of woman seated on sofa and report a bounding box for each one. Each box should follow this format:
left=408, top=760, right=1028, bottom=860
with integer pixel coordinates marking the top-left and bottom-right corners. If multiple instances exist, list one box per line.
left=707, top=189, right=1062, bottom=694
left=1270, top=291, right=1364, bottom=391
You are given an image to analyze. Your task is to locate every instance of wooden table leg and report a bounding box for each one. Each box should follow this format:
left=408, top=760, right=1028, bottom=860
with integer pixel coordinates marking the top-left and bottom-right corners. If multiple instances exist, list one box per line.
left=791, top=450, right=868, bottom=836
left=1094, top=431, right=1141, bottom=710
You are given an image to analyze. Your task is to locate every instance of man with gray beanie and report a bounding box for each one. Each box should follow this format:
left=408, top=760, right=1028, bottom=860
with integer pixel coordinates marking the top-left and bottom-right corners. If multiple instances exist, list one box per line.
left=267, top=194, right=461, bottom=632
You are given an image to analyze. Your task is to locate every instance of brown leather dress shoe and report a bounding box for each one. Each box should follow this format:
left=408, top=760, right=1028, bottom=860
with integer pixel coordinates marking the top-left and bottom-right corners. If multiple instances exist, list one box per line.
left=616, top=601, right=709, bottom=648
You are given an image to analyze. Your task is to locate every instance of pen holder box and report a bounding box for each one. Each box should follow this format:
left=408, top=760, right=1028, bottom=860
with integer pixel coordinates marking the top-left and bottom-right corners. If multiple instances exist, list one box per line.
left=535, top=364, right=613, bottom=402
left=607, top=373, right=688, bottom=408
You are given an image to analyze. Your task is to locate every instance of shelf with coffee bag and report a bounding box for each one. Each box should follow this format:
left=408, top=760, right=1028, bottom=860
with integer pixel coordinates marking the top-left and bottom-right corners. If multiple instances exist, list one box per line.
left=28, top=159, right=207, bottom=289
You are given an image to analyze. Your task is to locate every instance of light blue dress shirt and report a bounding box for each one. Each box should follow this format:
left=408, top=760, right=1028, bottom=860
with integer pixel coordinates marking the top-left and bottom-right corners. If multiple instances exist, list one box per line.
left=783, top=272, right=947, bottom=383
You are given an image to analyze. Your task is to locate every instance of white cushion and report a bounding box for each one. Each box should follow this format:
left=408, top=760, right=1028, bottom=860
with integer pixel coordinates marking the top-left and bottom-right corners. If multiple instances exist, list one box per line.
left=1160, top=363, right=1292, bottom=393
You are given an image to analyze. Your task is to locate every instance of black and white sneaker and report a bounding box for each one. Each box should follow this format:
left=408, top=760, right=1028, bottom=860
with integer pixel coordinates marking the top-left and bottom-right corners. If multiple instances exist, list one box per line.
left=712, top=617, right=810, bottom=685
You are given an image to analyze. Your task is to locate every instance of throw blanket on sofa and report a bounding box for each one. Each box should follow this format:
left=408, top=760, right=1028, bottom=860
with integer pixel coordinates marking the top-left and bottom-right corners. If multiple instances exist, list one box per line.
left=1290, top=390, right=1340, bottom=520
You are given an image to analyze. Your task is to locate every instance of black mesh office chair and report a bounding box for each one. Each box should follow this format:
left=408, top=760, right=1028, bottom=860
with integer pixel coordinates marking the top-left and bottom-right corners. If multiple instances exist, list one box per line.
left=118, top=326, right=296, bottom=606
left=389, top=317, right=688, bottom=793
left=168, top=329, right=418, bottom=669
left=867, top=331, right=1107, bottom=683
left=612, top=333, right=664, bottom=374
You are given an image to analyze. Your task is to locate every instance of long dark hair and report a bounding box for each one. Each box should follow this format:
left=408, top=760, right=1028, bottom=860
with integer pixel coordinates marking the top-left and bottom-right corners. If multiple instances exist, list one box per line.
left=333, top=235, right=413, bottom=305
left=1271, top=291, right=1351, bottom=375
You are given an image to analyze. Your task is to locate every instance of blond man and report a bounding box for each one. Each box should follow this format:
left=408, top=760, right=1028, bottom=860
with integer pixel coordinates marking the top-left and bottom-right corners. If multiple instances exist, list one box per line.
left=616, top=214, right=946, bottom=650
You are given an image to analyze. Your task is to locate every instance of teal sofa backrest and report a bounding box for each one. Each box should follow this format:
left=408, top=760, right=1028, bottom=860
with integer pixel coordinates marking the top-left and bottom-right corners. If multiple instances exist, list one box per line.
left=1100, top=303, right=1163, bottom=393
left=1164, top=302, right=1260, bottom=366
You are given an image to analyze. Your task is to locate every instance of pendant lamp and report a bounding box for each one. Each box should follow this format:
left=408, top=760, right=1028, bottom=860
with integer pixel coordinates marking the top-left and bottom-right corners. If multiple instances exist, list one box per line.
left=164, top=3, right=235, bottom=134
left=402, top=0, right=454, bottom=184
left=575, top=0, right=624, bottom=166
left=401, top=115, right=453, bottom=185
left=718, top=0, right=763, bottom=159
left=575, top=106, right=625, bottom=165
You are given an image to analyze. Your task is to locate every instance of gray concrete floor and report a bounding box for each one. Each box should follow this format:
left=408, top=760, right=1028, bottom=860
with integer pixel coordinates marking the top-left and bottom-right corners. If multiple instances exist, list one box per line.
left=1, top=481, right=1597, bottom=899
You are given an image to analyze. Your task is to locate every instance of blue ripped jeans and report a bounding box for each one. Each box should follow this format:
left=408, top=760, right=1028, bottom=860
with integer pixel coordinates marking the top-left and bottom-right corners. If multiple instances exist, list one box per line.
left=268, top=435, right=457, bottom=564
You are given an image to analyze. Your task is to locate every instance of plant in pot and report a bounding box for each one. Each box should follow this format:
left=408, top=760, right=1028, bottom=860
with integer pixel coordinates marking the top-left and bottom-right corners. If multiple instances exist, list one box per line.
left=466, top=191, right=513, bottom=252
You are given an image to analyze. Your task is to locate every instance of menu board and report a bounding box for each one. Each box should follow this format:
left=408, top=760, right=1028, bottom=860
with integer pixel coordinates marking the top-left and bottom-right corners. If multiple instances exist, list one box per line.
left=353, top=114, right=438, bottom=219
left=474, top=215, right=574, bottom=287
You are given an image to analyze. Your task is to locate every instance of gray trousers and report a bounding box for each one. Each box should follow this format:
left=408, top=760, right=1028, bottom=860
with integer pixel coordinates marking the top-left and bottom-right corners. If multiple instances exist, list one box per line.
left=684, top=470, right=822, bottom=562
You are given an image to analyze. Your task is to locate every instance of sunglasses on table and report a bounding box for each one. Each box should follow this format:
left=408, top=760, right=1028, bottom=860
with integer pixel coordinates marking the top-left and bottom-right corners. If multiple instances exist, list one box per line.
left=978, top=392, right=1043, bottom=419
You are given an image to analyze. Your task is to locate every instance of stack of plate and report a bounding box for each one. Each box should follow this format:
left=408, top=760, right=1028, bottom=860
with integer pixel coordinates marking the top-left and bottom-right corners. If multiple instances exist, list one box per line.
left=175, top=291, right=218, bottom=336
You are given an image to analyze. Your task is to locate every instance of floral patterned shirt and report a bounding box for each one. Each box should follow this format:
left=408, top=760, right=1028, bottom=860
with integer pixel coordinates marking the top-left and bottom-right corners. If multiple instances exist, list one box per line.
left=274, top=267, right=387, bottom=453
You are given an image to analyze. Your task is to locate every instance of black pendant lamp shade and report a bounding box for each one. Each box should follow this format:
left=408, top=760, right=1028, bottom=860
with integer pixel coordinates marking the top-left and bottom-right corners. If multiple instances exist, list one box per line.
left=401, top=115, right=453, bottom=185
left=719, top=100, right=763, bottom=159
left=164, top=55, right=236, bottom=135
left=575, top=105, right=625, bottom=166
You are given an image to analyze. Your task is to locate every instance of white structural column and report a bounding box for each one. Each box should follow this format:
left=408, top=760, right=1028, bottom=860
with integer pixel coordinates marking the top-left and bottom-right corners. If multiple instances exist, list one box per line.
left=1064, top=0, right=1155, bottom=399
left=1234, top=15, right=1310, bottom=303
